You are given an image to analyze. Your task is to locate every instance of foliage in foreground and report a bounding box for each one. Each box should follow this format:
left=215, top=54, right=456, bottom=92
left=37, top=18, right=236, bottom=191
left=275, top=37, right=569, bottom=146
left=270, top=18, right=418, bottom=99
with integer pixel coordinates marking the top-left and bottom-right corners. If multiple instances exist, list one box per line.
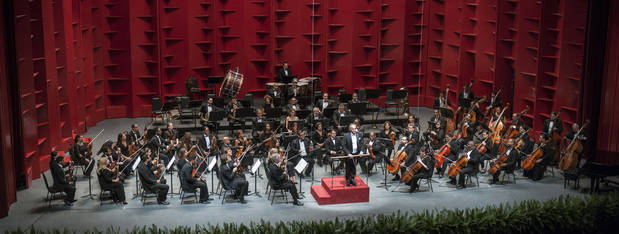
left=5, top=193, right=619, bottom=234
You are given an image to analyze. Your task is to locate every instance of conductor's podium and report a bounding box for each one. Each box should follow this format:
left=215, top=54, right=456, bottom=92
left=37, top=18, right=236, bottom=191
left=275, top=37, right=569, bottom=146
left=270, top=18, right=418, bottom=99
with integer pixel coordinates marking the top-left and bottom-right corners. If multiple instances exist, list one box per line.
left=310, top=176, right=369, bottom=205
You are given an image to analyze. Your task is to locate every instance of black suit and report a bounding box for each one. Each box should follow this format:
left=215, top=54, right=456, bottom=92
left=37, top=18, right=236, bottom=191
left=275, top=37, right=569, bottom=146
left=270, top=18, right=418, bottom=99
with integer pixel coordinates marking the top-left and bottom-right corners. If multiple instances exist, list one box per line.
left=268, top=162, right=299, bottom=202
left=407, top=154, right=434, bottom=188
left=543, top=119, right=563, bottom=135
left=267, top=87, right=283, bottom=99
left=277, top=67, right=293, bottom=83
left=180, top=163, right=209, bottom=202
left=198, top=133, right=213, bottom=153
left=50, top=162, right=76, bottom=203
left=98, top=168, right=126, bottom=202
left=148, top=135, right=170, bottom=165
left=457, top=149, right=482, bottom=186
left=360, top=139, right=385, bottom=173
left=458, top=89, right=475, bottom=108
left=128, top=130, right=142, bottom=146
left=492, top=147, right=518, bottom=181
left=137, top=162, right=168, bottom=202
left=220, top=161, right=249, bottom=201
left=342, top=132, right=363, bottom=183
left=332, top=110, right=349, bottom=130
left=317, top=99, right=334, bottom=111
left=290, top=138, right=315, bottom=176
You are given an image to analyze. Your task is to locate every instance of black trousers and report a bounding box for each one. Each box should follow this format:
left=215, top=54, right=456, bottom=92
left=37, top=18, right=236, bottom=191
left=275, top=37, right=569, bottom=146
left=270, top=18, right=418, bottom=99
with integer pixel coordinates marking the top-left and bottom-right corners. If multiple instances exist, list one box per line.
left=232, top=179, right=249, bottom=201
left=408, top=174, right=427, bottom=187
left=524, top=163, right=546, bottom=181
left=56, top=184, right=76, bottom=202
left=150, top=183, right=169, bottom=202
left=192, top=181, right=209, bottom=201
left=439, top=154, right=458, bottom=175
left=359, top=156, right=381, bottom=174
left=458, top=167, right=476, bottom=186
left=277, top=181, right=299, bottom=201
left=103, top=182, right=126, bottom=202
left=345, top=157, right=356, bottom=182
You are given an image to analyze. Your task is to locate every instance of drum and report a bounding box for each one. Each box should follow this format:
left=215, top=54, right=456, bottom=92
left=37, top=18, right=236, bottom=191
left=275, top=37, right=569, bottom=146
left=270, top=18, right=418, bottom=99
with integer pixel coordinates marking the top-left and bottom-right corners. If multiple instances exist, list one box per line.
left=219, top=68, right=244, bottom=98
left=297, top=81, right=310, bottom=96
left=300, top=76, right=321, bottom=92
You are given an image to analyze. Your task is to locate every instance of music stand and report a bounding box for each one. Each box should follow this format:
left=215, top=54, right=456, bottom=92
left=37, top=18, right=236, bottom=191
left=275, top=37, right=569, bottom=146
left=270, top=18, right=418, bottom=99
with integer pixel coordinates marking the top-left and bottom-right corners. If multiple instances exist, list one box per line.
left=349, top=102, right=368, bottom=117
left=265, top=108, right=283, bottom=120
left=237, top=107, right=256, bottom=119
left=208, top=110, right=226, bottom=134
left=339, top=93, right=352, bottom=104
left=80, top=159, right=96, bottom=199
left=207, top=75, right=224, bottom=96
left=340, top=116, right=357, bottom=128
left=296, top=109, right=311, bottom=120
left=297, top=96, right=311, bottom=108
left=213, top=97, right=225, bottom=109
left=282, top=135, right=297, bottom=149
left=322, top=107, right=337, bottom=120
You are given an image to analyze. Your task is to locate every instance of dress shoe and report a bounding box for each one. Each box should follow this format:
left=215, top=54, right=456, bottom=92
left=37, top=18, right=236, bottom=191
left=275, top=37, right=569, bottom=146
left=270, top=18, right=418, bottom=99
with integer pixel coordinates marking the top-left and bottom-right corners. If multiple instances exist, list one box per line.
left=457, top=185, right=466, bottom=189
left=199, top=200, right=211, bottom=204
left=391, top=175, right=400, bottom=181
left=293, top=201, right=304, bottom=206
left=64, top=201, right=73, bottom=206
left=350, top=179, right=357, bottom=186
left=158, top=201, right=170, bottom=205
left=239, top=199, right=247, bottom=204
left=122, top=201, right=128, bottom=205
left=207, top=197, right=214, bottom=201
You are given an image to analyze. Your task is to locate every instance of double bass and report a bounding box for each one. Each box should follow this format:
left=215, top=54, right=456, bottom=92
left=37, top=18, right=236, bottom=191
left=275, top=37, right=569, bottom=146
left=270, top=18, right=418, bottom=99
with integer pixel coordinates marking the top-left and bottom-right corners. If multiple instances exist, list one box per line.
left=386, top=138, right=414, bottom=174
left=442, top=85, right=456, bottom=134
left=558, top=120, right=589, bottom=171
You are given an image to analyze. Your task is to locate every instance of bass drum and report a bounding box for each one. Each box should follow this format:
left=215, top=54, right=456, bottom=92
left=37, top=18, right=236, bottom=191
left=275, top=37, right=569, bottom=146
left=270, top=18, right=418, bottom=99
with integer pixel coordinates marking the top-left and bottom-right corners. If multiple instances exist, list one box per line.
left=219, top=68, right=244, bottom=98
left=300, top=76, right=321, bottom=93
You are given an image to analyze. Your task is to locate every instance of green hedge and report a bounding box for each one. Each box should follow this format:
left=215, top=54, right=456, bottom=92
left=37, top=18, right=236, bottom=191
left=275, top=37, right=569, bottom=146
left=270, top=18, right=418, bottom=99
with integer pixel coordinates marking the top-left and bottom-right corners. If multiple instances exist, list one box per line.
left=6, top=193, right=619, bottom=234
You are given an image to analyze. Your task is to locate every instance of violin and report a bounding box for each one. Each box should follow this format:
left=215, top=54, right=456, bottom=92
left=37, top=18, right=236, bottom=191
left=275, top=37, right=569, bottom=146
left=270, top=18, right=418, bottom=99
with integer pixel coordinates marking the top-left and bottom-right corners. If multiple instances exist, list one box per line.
left=558, top=120, right=589, bottom=171
left=386, top=138, right=414, bottom=174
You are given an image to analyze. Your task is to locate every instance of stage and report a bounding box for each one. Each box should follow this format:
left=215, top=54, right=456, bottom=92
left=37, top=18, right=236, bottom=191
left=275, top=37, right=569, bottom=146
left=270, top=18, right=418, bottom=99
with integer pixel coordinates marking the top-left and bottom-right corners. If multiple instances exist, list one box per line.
left=0, top=107, right=595, bottom=231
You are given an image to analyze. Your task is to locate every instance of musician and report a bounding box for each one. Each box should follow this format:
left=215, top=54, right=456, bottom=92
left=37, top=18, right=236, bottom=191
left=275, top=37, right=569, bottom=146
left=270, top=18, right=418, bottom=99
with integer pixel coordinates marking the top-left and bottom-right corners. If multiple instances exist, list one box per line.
left=348, top=93, right=361, bottom=105
left=524, top=134, right=555, bottom=181
left=434, top=91, right=453, bottom=118
left=176, top=148, right=188, bottom=173
left=402, top=123, right=420, bottom=148
left=438, top=133, right=462, bottom=178
left=226, top=98, right=244, bottom=110
left=290, top=131, right=315, bottom=177
left=452, top=140, right=482, bottom=189
left=490, top=139, right=518, bottom=184
left=267, top=84, right=283, bottom=99
left=406, top=147, right=434, bottom=193
left=424, top=123, right=445, bottom=150
left=162, top=122, right=177, bottom=143
left=325, top=129, right=343, bottom=174
left=254, top=108, right=267, bottom=125
left=128, top=124, right=143, bottom=146
left=342, top=124, right=364, bottom=186
left=276, top=61, right=293, bottom=84
left=180, top=132, right=194, bottom=150
left=149, top=128, right=170, bottom=165
left=458, top=83, right=475, bottom=109
left=264, top=95, right=277, bottom=109
left=199, top=98, right=218, bottom=127
left=227, top=103, right=242, bottom=125
left=180, top=154, right=212, bottom=204
left=286, top=97, right=300, bottom=112
left=307, top=107, right=323, bottom=130
left=352, top=118, right=367, bottom=134
left=97, top=157, right=127, bottom=204
left=564, top=123, right=588, bottom=161
left=137, top=149, right=170, bottom=205
left=391, top=136, right=415, bottom=181
left=311, top=122, right=327, bottom=165
left=460, top=114, right=477, bottom=142
left=333, top=104, right=350, bottom=133
left=71, top=135, right=91, bottom=165
left=543, top=112, right=563, bottom=135
left=403, top=115, right=421, bottom=130
left=487, top=89, right=502, bottom=109
left=220, top=148, right=249, bottom=204
left=198, top=126, right=215, bottom=153
left=113, top=146, right=131, bottom=178
left=360, top=132, right=385, bottom=174
left=287, top=79, right=302, bottom=98
left=268, top=153, right=303, bottom=206
left=429, top=109, right=445, bottom=131
left=378, top=121, right=397, bottom=156
left=318, top=93, right=334, bottom=111
left=510, top=113, right=525, bottom=129
left=50, top=151, right=76, bottom=206
left=285, top=109, right=300, bottom=133
left=219, top=137, right=233, bottom=152
left=116, top=133, right=130, bottom=156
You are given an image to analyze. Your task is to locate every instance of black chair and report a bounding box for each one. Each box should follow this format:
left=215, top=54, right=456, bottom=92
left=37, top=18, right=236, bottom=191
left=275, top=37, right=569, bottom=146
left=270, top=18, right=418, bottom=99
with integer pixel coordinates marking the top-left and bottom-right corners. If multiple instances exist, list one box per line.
left=178, top=96, right=194, bottom=124
left=42, top=173, right=66, bottom=207
left=501, top=171, right=517, bottom=184
left=96, top=174, right=115, bottom=206
left=417, top=165, right=435, bottom=192
left=465, top=172, right=480, bottom=187
left=151, top=97, right=164, bottom=124
left=216, top=171, right=236, bottom=204
left=264, top=166, right=289, bottom=205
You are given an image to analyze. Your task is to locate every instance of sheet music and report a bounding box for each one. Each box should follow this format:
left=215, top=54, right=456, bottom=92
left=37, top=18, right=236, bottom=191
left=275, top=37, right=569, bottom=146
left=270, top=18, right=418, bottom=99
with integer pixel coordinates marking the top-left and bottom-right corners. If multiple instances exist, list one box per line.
left=132, top=157, right=141, bottom=171
left=208, top=157, right=217, bottom=172
left=295, top=158, right=308, bottom=174
left=251, top=160, right=262, bottom=174
left=166, top=155, right=176, bottom=170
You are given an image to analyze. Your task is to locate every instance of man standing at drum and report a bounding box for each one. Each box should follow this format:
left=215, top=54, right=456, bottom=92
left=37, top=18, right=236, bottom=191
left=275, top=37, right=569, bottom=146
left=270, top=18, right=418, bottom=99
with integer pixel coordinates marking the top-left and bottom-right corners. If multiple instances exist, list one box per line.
left=277, top=61, right=294, bottom=84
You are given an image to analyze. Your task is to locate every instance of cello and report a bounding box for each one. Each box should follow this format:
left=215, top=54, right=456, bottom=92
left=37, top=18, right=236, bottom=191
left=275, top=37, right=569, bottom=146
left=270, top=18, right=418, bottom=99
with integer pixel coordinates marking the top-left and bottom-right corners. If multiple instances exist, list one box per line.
left=434, top=136, right=454, bottom=168
left=490, top=104, right=509, bottom=144
left=386, top=138, right=414, bottom=174
left=522, top=139, right=550, bottom=171
left=447, top=152, right=469, bottom=179
left=442, top=85, right=456, bottom=134
left=558, top=120, right=589, bottom=171
left=400, top=154, right=429, bottom=184
left=503, top=106, right=529, bottom=140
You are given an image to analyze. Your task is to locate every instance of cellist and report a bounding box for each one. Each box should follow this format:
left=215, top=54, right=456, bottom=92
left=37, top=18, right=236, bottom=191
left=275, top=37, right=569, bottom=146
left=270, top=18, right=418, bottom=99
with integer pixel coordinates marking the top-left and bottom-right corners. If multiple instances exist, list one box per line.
left=438, top=133, right=462, bottom=178
left=406, top=146, right=434, bottom=193
left=449, top=140, right=482, bottom=189
left=523, top=133, right=555, bottom=181
left=489, top=139, right=518, bottom=184
left=390, top=136, right=415, bottom=182
left=563, top=123, right=588, bottom=164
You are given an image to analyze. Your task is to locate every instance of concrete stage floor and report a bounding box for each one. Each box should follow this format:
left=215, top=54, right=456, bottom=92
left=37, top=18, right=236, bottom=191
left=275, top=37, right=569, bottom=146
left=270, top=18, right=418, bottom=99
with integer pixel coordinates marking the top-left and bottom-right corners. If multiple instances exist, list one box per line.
left=0, top=107, right=588, bottom=232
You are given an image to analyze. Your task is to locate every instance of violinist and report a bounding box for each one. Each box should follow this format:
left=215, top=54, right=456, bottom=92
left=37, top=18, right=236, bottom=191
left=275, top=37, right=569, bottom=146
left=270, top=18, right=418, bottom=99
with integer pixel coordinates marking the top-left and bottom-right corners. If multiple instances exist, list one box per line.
left=219, top=137, right=233, bottom=152
left=424, top=121, right=445, bottom=150
left=290, top=131, right=315, bottom=177
left=360, top=132, right=385, bottom=174
left=97, top=157, right=127, bottom=204
left=180, top=154, right=212, bottom=204
left=49, top=151, right=77, bottom=206
left=342, top=124, right=364, bottom=186
left=325, top=129, right=344, bottom=174
left=523, top=134, right=555, bottom=181
left=220, top=148, right=249, bottom=204
left=112, top=146, right=131, bottom=178
left=149, top=128, right=170, bottom=165
left=268, top=153, right=303, bottom=206
left=489, top=139, right=518, bottom=184
left=128, top=124, right=143, bottom=146
left=116, top=133, right=130, bottom=156
left=71, top=135, right=91, bottom=166
left=162, top=122, right=177, bottom=143
left=406, top=146, right=434, bottom=193
left=391, top=136, right=415, bottom=182
left=137, top=149, right=170, bottom=205
left=180, top=132, right=193, bottom=150
left=176, top=147, right=188, bottom=173
left=451, top=140, right=482, bottom=189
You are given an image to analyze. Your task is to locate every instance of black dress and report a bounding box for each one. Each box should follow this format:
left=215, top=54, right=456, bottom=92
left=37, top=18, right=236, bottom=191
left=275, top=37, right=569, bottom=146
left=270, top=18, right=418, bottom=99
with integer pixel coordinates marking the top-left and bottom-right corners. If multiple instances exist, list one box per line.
left=98, top=168, right=126, bottom=202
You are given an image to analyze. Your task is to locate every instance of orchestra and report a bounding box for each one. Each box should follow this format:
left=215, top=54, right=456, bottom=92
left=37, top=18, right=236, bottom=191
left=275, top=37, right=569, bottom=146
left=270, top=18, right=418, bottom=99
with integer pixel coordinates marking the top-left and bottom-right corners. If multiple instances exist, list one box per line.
left=56, top=72, right=591, bottom=208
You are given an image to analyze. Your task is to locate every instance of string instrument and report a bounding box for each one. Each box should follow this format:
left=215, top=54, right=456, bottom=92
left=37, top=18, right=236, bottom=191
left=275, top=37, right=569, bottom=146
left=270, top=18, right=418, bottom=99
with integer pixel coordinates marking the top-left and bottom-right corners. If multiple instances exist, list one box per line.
left=483, top=88, right=502, bottom=123
left=522, top=140, right=550, bottom=171
left=400, top=154, right=429, bottom=183
left=441, top=85, right=456, bottom=134
left=468, top=97, right=486, bottom=123
left=448, top=153, right=470, bottom=179
left=454, top=81, right=475, bottom=125
left=65, top=161, right=75, bottom=183
left=503, top=106, right=529, bottom=140
left=514, top=128, right=532, bottom=150
left=386, top=138, right=414, bottom=174
left=434, top=138, right=453, bottom=168
left=558, top=120, right=589, bottom=171
left=488, top=152, right=509, bottom=175
left=189, top=145, right=207, bottom=178
left=490, top=103, right=510, bottom=144
left=456, top=121, right=470, bottom=139
left=550, top=110, right=563, bottom=163
left=366, top=139, right=376, bottom=159
left=389, top=131, right=396, bottom=146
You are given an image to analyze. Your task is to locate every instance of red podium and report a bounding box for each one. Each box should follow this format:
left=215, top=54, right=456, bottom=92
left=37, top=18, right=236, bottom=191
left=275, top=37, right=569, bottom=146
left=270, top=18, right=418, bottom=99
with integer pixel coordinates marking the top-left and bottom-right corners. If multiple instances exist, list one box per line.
left=310, top=176, right=370, bottom=205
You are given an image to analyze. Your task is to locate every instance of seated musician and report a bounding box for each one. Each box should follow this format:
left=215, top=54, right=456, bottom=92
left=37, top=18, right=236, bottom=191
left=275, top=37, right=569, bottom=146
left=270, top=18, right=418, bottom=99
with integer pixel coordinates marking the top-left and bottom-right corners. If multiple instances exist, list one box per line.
left=287, top=79, right=301, bottom=98
left=268, top=153, right=304, bottom=206
left=116, top=133, right=131, bottom=157
left=162, top=122, right=177, bottom=143
left=290, top=131, right=315, bottom=177
left=226, top=98, right=244, bottom=110
left=353, top=118, right=367, bottom=133
left=477, top=131, right=496, bottom=173
left=254, top=108, right=267, bottom=125
left=342, top=124, right=364, bottom=186
left=402, top=123, right=420, bottom=148
left=285, top=109, right=300, bottom=133
left=149, top=128, right=170, bottom=165
left=286, top=97, right=300, bottom=112
left=434, top=91, right=453, bottom=118
left=180, top=132, right=194, bottom=150
left=438, top=134, right=462, bottom=178
left=458, top=83, right=475, bottom=109
left=219, top=148, right=249, bottom=204
left=450, top=140, right=482, bottom=189
left=137, top=149, right=169, bottom=205
left=49, top=151, right=77, bottom=206
left=128, top=124, right=143, bottom=146
left=113, top=146, right=131, bottom=179
left=524, top=134, right=555, bottom=181
left=307, top=107, right=323, bottom=129
left=403, top=115, right=420, bottom=130
left=490, top=139, right=518, bottom=184
left=429, top=109, right=445, bottom=131
left=424, top=122, right=445, bottom=150
left=263, top=95, right=277, bottom=109
left=406, top=146, right=434, bottom=193
left=459, top=114, right=477, bottom=142
left=510, top=113, right=525, bottom=129
left=97, top=157, right=127, bottom=204
left=219, top=137, right=233, bottom=151
left=311, top=122, right=326, bottom=165
left=359, top=132, right=385, bottom=174
left=277, top=61, right=293, bottom=83
left=227, top=103, right=242, bottom=125
left=71, top=134, right=91, bottom=166
left=515, top=125, right=534, bottom=168
left=199, top=98, right=219, bottom=128
left=564, top=123, right=588, bottom=158
left=180, top=153, right=212, bottom=204
left=176, top=147, right=188, bottom=173
left=267, top=83, right=283, bottom=99
left=325, top=129, right=343, bottom=174
left=391, top=136, right=415, bottom=181
left=198, top=126, right=214, bottom=154
left=318, top=93, right=334, bottom=111
left=379, top=121, right=397, bottom=156
left=543, top=112, right=563, bottom=136
left=348, top=93, right=361, bottom=106
left=332, top=104, right=350, bottom=133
